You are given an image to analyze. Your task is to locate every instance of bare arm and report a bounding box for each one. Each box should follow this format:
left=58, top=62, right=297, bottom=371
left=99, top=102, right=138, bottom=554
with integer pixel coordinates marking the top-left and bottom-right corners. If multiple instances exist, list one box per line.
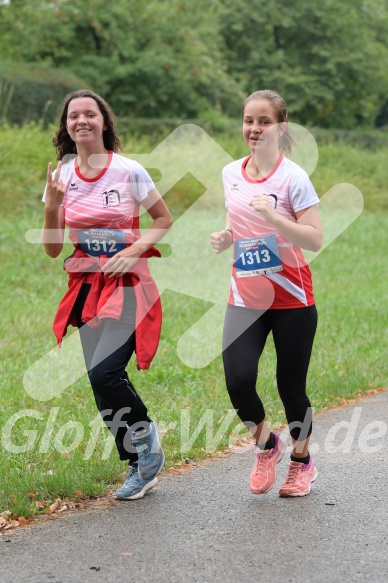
left=250, top=195, right=323, bottom=252
left=129, top=187, right=174, bottom=252
left=42, top=162, right=66, bottom=258
left=102, top=188, right=173, bottom=278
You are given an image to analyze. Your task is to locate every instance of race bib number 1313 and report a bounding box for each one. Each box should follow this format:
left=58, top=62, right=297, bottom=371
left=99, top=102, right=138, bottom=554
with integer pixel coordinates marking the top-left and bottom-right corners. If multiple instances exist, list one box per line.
left=234, top=235, right=283, bottom=278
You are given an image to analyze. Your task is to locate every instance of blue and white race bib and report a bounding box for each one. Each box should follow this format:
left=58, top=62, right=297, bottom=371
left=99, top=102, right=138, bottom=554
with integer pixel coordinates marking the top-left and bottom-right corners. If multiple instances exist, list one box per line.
left=234, top=235, right=283, bottom=278
left=78, top=228, right=126, bottom=257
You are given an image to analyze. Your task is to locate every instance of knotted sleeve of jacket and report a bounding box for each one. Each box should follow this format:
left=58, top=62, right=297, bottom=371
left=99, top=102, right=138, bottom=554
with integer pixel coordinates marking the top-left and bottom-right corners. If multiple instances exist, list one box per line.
left=52, top=248, right=162, bottom=370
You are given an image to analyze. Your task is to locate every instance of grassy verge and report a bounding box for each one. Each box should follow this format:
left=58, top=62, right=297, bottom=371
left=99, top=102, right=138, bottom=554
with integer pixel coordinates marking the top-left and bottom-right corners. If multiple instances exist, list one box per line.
left=0, top=124, right=387, bottom=518
left=1, top=208, right=387, bottom=518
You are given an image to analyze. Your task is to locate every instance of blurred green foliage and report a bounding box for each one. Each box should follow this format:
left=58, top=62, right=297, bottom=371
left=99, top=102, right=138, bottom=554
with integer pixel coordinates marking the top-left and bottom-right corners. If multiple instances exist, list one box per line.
left=0, top=0, right=387, bottom=128
left=219, top=0, right=388, bottom=128
left=0, top=61, right=87, bottom=124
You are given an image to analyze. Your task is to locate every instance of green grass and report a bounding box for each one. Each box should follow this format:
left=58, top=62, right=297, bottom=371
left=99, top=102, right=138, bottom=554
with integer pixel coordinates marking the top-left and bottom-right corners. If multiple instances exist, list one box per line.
left=0, top=124, right=387, bottom=518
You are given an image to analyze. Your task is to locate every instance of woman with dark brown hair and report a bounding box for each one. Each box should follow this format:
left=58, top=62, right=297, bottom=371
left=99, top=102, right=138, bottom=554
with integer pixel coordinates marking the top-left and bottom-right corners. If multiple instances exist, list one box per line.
left=43, top=89, right=173, bottom=500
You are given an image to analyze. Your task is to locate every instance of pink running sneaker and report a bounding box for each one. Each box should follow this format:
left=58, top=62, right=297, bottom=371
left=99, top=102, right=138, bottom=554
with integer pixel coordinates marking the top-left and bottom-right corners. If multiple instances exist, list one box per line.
left=279, top=458, right=318, bottom=497
left=249, top=432, right=285, bottom=494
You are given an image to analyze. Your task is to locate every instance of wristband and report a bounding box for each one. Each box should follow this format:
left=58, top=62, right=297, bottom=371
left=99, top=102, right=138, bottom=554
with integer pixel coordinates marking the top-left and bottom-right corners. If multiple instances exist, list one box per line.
left=225, top=228, right=233, bottom=235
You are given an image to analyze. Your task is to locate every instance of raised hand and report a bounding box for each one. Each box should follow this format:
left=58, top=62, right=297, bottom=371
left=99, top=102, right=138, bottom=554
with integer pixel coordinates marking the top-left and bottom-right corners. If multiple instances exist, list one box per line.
left=45, top=161, right=65, bottom=210
left=249, top=194, right=277, bottom=223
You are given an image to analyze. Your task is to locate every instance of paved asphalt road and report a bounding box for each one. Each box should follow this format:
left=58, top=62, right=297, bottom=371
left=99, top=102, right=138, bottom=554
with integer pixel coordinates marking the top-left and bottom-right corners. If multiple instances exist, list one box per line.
left=1, top=390, right=387, bottom=583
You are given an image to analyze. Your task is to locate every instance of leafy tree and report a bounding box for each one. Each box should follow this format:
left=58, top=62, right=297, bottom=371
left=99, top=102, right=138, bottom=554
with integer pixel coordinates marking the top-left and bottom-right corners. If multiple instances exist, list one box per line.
left=0, top=61, right=87, bottom=124
left=1, top=0, right=387, bottom=127
left=0, top=0, right=243, bottom=118
left=218, top=0, right=388, bottom=128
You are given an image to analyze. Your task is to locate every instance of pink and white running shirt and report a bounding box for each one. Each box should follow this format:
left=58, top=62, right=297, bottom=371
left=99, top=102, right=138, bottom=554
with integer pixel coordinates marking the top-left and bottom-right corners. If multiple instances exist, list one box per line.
left=44, top=151, right=155, bottom=245
left=223, top=155, right=320, bottom=310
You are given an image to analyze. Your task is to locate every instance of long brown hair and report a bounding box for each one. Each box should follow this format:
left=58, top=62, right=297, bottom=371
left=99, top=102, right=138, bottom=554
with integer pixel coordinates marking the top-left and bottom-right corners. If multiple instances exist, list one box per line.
left=243, top=89, right=295, bottom=155
left=52, top=89, right=122, bottom=161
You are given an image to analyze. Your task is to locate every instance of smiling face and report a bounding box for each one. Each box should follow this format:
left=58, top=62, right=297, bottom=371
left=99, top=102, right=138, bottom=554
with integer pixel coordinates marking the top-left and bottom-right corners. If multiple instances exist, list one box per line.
left=242, top=98, right=283, bottom=156
left=66, top=97, right=106, bottom=149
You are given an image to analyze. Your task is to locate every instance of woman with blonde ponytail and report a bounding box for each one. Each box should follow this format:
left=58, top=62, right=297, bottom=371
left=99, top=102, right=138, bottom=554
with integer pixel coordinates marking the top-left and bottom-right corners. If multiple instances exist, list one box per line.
left=211, top=89, right=323, bottom=498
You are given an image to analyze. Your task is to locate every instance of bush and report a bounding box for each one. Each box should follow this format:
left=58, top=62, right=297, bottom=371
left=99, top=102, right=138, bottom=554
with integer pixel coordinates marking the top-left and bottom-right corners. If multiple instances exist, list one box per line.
left=0, top=61, right=88, bottom=126
left=309, top=127, right=388, bottom=151
left=117, top=113, right=239, bottom=144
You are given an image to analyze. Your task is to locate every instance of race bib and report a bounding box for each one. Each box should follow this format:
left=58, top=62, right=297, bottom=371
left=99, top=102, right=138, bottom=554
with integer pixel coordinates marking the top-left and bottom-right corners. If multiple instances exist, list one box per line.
left=234, top=235, right=283, bottom=278
left=78, top=228, right=126, bottom=257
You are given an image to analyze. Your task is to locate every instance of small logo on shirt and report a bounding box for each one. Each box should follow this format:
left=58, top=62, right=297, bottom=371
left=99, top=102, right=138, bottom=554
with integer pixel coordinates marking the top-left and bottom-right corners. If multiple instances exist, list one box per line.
left=69, top=182, right=78, bottom=191
left=231, top=183, right=239, bottom=191
left=102, top=189, right=121, bottom=207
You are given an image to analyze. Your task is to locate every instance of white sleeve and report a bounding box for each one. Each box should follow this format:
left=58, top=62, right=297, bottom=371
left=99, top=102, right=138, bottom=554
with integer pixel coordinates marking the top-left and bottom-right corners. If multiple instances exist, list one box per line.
left=130, top=163, right=155, bottom=202
left=289, top=169, right=320, bottom=213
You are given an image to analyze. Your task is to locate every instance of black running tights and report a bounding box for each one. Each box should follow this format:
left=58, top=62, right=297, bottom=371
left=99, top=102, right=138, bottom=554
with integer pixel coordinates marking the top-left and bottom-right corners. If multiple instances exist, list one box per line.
left=73, top=283, right=151, bottom=461
left=222, top=304, right=318, bottom=440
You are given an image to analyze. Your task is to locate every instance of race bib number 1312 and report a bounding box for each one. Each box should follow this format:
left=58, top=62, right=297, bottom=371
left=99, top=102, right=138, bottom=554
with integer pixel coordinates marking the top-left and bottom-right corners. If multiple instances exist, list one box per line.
left=78, top=228, right=126, bottom=257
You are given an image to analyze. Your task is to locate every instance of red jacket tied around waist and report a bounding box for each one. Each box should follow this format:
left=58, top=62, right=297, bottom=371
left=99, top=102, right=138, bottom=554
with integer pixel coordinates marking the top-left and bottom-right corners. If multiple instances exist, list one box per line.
left=52, top=248, right=162, bottom=370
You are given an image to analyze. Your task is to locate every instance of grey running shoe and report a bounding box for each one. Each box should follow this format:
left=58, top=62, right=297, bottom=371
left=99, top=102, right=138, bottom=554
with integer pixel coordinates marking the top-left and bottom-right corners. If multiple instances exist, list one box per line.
left=131, top=421, right=165, bottom=481
left=115, top=465, right=158, bottom=500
